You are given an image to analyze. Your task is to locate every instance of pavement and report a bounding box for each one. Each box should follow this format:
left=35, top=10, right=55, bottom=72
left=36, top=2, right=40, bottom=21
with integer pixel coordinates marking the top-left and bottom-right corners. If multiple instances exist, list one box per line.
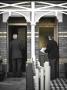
left=0, top=73, right=26, bottom=90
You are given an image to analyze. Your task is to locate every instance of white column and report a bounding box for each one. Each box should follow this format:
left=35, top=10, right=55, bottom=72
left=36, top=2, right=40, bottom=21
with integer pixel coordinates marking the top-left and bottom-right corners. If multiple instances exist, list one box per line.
left=31, top=2, right=35, bottom=61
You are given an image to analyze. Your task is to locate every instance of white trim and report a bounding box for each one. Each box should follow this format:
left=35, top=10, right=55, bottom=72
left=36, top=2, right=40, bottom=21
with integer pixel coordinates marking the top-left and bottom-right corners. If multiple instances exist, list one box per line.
left=27, top=32, right=39, bottom=34
left=59, top=35, right=67, bottom=37
left=12, top=1, right=30, bottom=5
left=36, top=6, right=55, bottom=10
left=36, top=2, right=67, bottom=10
left=27, top=32, right=31, bottom=34
left=35, top=32, right=39, bottom=34
left=8, top=23, right=27, bottom=26
left=0, top=9, right=31, bottom=12
left=9, top=5, right=30, bottom=10
left=35, top=36, right=39, bottom=38
left=0, top=2, right=67, bottom=12
left=61, top=11, right=67, bottom=15
left=0, top=32, right=7, bottom=34
left=0, top=36, right=7, bottom=38
left=13, top=11, right=30, bottom=22
left=59, top=32, right=67, bottom=33
left=1, top=9, right=67, bottom=12
left=27, top=36, right=31, bottom=38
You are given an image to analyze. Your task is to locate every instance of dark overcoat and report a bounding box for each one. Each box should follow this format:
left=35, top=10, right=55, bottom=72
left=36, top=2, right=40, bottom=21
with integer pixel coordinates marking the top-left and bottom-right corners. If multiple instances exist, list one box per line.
left=45, top=40, right=59, bottom=59
left=10, top=39, right=23, bottom=59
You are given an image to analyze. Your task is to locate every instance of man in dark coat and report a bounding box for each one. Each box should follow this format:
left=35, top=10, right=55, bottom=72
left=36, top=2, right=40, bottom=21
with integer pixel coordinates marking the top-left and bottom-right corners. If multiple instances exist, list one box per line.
left=45, top=36, right=59, bottom=80
left=10, top=34, right=23, bottom=77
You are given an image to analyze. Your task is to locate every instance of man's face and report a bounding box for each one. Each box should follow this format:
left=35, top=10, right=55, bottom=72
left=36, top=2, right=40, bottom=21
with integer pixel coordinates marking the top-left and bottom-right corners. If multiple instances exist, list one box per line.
left=48, top=36, right=52, bottom=40
left=13, top=34, right=17, bottom=39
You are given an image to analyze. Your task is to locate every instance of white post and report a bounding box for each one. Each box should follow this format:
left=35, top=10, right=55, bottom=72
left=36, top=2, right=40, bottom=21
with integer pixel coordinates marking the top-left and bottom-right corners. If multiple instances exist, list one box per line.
left=31, top=2, right=35, bottom=62
left=44, top=62, right=50, bottom=90
left=34, top=69, right=39, bottom=90
left=40, top=67, right=44, bottom=90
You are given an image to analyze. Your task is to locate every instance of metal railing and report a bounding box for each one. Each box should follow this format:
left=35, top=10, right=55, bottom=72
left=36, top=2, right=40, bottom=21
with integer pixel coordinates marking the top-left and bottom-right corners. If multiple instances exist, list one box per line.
left=33, top=61, right=50, bottom=90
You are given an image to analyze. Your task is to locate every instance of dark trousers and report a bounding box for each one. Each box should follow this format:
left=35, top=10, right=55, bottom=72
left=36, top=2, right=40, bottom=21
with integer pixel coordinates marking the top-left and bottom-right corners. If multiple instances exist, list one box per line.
left=12, top=58, right=22, bottom=76
left=49, top=59, right=56, bottom=80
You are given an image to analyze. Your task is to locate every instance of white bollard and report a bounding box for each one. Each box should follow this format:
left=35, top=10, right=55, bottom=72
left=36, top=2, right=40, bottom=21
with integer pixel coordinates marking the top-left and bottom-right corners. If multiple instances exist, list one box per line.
left=44, top=62, right=50, bottom=90
left=34, top=69, right=39, bottom=90
left=40, top=67, right=44, bottom=90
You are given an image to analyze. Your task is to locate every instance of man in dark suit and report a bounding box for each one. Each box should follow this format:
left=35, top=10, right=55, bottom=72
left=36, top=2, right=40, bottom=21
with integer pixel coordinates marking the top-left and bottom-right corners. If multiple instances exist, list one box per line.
left=45, top=36, right=59, bottom=80
left=10, top=34, right=23, bottom=77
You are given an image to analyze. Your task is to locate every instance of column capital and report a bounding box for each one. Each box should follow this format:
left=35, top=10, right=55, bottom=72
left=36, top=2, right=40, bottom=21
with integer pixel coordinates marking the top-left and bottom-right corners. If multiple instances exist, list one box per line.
left=3, top=12, right=9, bottom=22
left=55, top=11, right=63, bottom=22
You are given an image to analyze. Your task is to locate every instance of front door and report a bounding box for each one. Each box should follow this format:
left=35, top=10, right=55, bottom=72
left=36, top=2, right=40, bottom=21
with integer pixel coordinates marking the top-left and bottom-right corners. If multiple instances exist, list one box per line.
left=8, top=25, right=27, bottom=74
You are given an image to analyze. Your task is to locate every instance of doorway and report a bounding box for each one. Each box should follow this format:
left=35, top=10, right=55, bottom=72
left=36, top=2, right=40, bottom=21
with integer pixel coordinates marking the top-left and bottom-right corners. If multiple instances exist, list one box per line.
left=8, top=25, right=27, bottom=74
left=39, top=17, right=59, bottom=78
left=39, top=27, right=54, bottom=48
left=39, top=17, right=58, bottom=48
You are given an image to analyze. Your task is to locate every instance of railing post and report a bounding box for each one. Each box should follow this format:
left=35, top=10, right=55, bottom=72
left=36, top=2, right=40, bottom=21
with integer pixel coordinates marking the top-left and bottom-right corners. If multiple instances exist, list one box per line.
left=44, top=62, right=50, bottom=90
left=34, top=68, right=39, bottom=90
left=40, top=67, right=44, bottom=90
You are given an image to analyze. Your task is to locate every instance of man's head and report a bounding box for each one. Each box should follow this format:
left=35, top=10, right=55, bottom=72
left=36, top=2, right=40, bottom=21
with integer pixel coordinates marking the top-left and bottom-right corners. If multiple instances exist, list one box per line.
left=48, top=35, right=52, bottom=40
left=13, top=34, right=17, bottom=39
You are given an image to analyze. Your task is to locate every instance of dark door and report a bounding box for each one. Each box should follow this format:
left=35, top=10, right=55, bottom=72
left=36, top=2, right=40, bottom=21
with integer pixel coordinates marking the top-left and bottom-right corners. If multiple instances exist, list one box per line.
left=8, top=25, right=27, bottom=73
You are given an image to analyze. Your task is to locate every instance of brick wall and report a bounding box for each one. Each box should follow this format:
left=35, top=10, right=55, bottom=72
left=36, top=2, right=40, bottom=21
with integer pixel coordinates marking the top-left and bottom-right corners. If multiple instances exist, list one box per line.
left=58, top=14, right=67, bottom=77
left=35, top=24, right=39, bottom=60
left=0, top=14, right=7, bottom=64
left=27, top=23, right=31, bottom=60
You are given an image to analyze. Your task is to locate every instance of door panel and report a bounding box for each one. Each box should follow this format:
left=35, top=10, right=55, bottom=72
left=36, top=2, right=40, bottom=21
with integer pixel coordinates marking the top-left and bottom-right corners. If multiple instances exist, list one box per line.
left=18, top=26, right=27, bottom=72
